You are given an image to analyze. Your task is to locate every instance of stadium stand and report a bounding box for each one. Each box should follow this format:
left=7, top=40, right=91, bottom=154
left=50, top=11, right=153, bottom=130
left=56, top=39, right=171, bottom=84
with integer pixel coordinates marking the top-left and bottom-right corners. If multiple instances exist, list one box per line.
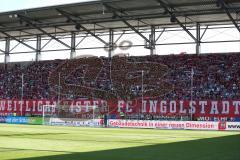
left=0, top=53, right=239, bottom=100
left=0, top=0, right=239, bottom=123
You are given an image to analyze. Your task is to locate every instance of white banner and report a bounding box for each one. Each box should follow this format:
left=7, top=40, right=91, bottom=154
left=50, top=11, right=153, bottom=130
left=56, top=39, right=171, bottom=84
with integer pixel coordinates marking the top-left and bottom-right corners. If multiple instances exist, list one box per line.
left=46, top=118, right=240, bottom=131
left=108, top=120, right=240, bottom=131
left=48, top=118, right=102, bottom=127
left=225, top=122, right=240, bottom=131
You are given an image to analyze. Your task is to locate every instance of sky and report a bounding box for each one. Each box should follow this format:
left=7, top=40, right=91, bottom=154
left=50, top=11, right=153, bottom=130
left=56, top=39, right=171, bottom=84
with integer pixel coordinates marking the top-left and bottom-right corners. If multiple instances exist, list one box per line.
left=0, top=0, right=93, bottom=13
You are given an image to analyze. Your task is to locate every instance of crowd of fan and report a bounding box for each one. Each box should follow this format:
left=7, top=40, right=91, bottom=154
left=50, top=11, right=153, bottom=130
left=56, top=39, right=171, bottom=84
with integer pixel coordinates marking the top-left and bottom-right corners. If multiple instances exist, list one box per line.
left=0, top=53, right=239, bottom=100
left=162, top=53, right=240, bottom=100
left=0, top=60, right=62, bottom=99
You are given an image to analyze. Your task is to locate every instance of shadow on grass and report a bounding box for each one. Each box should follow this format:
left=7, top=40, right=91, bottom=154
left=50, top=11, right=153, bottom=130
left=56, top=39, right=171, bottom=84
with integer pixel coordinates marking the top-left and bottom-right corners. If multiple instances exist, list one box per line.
left=12, top=134, right=240, bottom=160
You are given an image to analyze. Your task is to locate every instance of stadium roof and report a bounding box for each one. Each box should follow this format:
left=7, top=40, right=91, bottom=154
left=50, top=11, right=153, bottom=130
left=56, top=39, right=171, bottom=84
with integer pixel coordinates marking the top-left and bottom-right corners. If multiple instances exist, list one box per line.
left=0, top=0, right=239, bottom=39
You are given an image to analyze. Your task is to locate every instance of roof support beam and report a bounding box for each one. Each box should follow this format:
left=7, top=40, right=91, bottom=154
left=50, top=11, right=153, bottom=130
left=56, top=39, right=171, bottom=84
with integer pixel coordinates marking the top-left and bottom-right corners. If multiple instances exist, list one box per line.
left=0, top=48, right=5, bottom=53
left=114, top=31, right=126, bottom=44
left=150, top=26, right=156, bottom=55
left=76, top=36, right=87, bottom=48
left=196, top=22, right=201, bottom=54
left=200, top=25, right=208, bottom=40
left=56, top=9, right=108, bottom=46
left=156, top=28, right=165, bottom=42
left=156, top=0, right=198, bottom=42
left=36, top=35, right=41, bottom=61
left=70, top=32, right=76, bottom=59
left=108, top=29, right=114, bottom=58
left=41, top=38, right=53, bottom=50
left=103, top=3, right=151, bottom=44
left=17, top=14, right=71, bottom=49
left=4, top=38, right=10, bottom=64
left=0, top=30, right=36, bottom=51
left=218, top=0, right=240, bottom=32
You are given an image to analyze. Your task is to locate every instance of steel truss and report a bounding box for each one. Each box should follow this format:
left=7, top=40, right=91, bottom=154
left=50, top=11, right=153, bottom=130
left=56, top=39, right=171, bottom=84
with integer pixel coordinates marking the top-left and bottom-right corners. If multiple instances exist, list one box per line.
left=218, top=0, right=240, bottom=32
left=0, top=24, right=239, bottom=63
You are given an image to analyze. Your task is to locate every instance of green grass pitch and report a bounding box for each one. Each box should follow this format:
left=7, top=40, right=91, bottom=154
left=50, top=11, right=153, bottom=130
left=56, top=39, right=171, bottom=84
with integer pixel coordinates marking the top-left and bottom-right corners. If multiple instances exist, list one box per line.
left=0, top=124, right=239, bottom=160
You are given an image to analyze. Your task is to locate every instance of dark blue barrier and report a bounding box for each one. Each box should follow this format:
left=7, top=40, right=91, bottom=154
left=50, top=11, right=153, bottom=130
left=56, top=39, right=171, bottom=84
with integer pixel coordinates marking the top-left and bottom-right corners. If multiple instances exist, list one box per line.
left=6, top=116, right=28, bottom=124
left=235, top=118, right=240, bottom=122
left=0, top=117, right=6, bottom=123
left=109, top=114, right=117, bottom=119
